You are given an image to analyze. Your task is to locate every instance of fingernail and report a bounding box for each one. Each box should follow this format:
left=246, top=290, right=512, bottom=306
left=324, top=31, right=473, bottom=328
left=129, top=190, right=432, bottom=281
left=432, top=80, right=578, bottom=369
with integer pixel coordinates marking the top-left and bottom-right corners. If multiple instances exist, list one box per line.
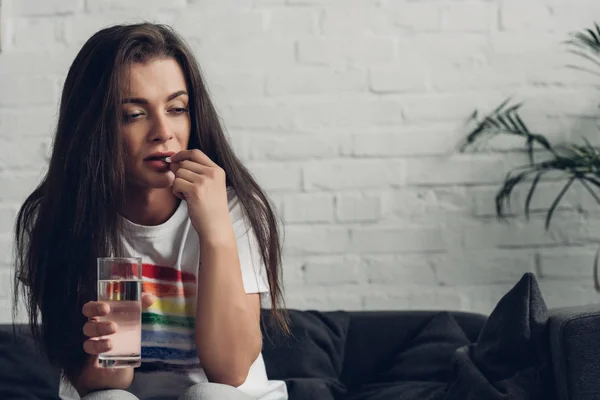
left=165, top=156, right=172, bottom=163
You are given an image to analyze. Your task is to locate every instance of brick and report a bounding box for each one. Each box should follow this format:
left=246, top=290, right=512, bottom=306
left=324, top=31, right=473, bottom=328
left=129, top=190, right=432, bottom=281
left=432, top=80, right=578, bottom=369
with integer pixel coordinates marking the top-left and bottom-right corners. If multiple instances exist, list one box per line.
left=297, top=37, right=395, bottom=66
left=0, top=268, right=13, bottom=301
left=288, top=0, right=379, bottom=5
left=0, top=173, right=43, bottom=203
left=402, top=93, right=497, bottom=123
left=565, top=117, right=600, bottom=146
left=335, top=193, right=381, bottom=222
left=459, top=284, right=517, bottom=314
left=398, top=34, right=488, bottom=66
left=320, top=7, right=395, bottom=35
left=550, top=4, right=600, bottom=34
left=265, top=9, right=318, bottom=35
left=364, top=254, right=437, bottom=284
left=537, top=280, right=597, bottom=309
left=441, top=2, right=495, bottom=32
left=304, top=255, right=364, bottom=285
left=352, top=125, right=461, bottom=157
left=188, top=0, right=253, bottom=8
left=0, top=108, right=57, bottom=138
left=491, top=32, right=563, bottom=56
left=429, top=64, right=527, bottom=92
left=499, top=0, right=554, bottom=32
left=557, top=218, right=600, bottom=245
left=462, top=218, right=565, bottom=249
left=0, top=75, right=56, bottom=106
left=280, top=256, right=306, bottom=287
left=387, top=2, right=441, bottom=32
left=0, top=138, right=50, bottom=170
left=282, top=193, right=335, bottom=223
left=65, top=13, right=180, bottom=47
left=284, top=286, right=362, bottom=311
left=0, top=49, right=77, bottom=75
left=469, top=181, right=586, bottom=218
left=265, top=194, right=284, bottom=218
left=517, top=88, right=600, bottom=118
left=363, top=285, right=465, bottom=311
left=469, top=186, right=518, bottom=217
left=436, top=250, right=535, bottom=285
left=266, top=68, right=365, bottom=96
left=86, top=0, right=187, bottom=12
left=13, top=0, right=82, bottom=15
left=221, top=103, right=293, bottom=130
left=246, top=162, right=302, bottom=192
left=350, top=225, right=447, bottom=253
left=254, top=0, right=286, bottom=5
left=0, top=237, right=14, bottom=265
left=174, top=10, right=264, bottom=40
left=0, top=300, right=11, bottom=323
left=13, top=17, right=67, bottom=50
left=381, top=188, right=470, bottom=222
left=283, top=226, right=350, bottom=255
left=304, top=160, right=406, bottom=190
left=369, top=64, right=429, bottom=94
left=204, top=71, right=264, bottom=99
left=0, top=207, right=17, bottom=235
left=406, top=155, right=509, bottom=186
left=290, top=98, right=404, bottom=129
left=538, top=247, right=597, bottom=280
left=194, top=38, right=294, bottom=71
left=528, top=63, right=599, bottom=88
left=248, top=133, right=343, bottom=161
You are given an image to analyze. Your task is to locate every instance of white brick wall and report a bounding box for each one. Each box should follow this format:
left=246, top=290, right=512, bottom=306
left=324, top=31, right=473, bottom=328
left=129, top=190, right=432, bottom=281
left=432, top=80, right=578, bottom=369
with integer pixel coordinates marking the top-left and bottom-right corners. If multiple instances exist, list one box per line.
left=1, top=0, right=600, bottom=322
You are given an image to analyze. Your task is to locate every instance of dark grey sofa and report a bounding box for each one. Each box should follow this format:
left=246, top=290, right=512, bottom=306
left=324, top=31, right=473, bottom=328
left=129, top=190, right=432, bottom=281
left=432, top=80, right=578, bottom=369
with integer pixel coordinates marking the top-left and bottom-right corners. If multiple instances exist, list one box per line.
left=1, top=273, right=599, bottom=399
left=0, top=306, right=599, bottom=399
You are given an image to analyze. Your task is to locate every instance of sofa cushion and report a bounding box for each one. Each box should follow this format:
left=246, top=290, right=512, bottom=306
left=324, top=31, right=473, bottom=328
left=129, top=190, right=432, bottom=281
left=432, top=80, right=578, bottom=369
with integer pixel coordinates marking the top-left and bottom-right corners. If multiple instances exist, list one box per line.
left=444, top=272, right=556, bottom=400
left=261, top=309, right=350, bottom=400
left=347, top=312, right=470, bottom=400
left=0, top=325, right=60, bottom=399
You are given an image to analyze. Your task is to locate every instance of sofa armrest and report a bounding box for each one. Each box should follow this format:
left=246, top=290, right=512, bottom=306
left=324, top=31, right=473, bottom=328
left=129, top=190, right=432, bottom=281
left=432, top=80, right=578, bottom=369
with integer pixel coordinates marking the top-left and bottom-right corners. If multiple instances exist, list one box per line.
left=549, top=304, right=600, bottom=400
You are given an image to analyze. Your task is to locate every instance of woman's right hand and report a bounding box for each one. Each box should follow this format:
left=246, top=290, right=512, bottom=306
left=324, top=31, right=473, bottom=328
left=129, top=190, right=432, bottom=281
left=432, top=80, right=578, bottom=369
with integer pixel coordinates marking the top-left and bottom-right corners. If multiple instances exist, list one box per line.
left=82, top=293, right=155, bottom=355
left=74, top=293, right=155, bottom=396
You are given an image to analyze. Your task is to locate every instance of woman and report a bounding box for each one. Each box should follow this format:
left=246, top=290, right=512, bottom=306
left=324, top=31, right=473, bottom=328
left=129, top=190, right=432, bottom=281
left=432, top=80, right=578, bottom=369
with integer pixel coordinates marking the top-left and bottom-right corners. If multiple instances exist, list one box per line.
left=13, top=23, right=289, bottom=400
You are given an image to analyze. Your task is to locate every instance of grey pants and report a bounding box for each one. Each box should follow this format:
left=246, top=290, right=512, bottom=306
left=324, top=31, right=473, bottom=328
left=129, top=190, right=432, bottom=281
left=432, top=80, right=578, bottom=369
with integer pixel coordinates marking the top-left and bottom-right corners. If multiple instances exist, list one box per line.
left=81, top=383, right=255, bottom=400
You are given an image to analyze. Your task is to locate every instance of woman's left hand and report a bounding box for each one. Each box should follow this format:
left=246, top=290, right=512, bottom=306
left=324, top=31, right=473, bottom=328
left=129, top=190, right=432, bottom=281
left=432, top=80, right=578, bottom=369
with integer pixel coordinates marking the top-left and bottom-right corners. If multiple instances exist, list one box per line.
left=170, top=150, right=234, bottom=245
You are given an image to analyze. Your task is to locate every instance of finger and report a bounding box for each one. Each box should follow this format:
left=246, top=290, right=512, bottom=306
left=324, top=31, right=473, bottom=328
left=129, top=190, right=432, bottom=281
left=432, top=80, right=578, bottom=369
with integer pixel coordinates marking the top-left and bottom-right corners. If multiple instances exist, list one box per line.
left=173, top=177, right=196, bottom=199
left=176, top=160, right=212, bottom=175
left=142, top=293, right=156, bottom=309
left=83, top=338, right=112, bottom=355
left=171, top=149, right=217, bottom=167
left=82, top=302, right=110, bottom=318
left=175, top=168, right=205, bottom=184
left=83, top=321, right=116, bottom=338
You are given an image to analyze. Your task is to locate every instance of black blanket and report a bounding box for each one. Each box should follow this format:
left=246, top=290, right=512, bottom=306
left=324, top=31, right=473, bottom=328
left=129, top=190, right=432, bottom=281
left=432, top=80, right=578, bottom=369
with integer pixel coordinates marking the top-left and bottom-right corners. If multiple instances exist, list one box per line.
left=352, top=273, right=555, bottom=400
left=443, top=273, right=555, bottom=400
left=264, top=273, right=556, bottom=400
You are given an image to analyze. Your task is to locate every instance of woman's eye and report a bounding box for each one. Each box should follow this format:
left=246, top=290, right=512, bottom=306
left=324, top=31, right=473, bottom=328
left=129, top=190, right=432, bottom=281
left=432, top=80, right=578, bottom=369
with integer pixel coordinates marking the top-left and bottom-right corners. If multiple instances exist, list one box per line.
left=123, top=112, right=144, bottom=122
left=170, top=108, right=188, bottom=115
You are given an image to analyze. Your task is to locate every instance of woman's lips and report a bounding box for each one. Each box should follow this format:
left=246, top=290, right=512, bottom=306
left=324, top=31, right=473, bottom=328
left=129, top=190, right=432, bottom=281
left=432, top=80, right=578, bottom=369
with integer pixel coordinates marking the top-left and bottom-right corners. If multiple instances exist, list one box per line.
left=144, top=158, right=171, bottom=171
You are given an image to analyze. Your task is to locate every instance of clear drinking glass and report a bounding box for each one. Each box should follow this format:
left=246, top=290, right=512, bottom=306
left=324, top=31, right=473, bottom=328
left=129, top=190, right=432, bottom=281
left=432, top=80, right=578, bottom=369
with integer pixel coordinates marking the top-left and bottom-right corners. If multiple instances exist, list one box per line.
left=97, top=257, right=142, bottom=368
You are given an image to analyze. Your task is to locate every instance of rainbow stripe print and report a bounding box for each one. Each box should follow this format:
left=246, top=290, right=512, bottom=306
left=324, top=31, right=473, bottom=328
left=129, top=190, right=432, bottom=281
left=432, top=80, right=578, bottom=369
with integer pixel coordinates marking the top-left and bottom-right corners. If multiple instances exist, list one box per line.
left=138, top=263, right=200, bottom=373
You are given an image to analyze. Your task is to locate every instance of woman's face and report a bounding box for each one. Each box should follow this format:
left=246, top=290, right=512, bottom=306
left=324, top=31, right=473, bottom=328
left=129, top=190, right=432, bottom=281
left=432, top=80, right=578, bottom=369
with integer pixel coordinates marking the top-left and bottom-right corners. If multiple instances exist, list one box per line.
left=120, top=57, right=191, bottom=190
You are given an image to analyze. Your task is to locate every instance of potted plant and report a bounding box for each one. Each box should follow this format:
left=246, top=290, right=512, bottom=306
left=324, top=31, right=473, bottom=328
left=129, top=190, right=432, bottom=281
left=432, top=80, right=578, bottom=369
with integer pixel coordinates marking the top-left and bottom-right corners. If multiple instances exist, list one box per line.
left=459, top=23, right=600, bottom=289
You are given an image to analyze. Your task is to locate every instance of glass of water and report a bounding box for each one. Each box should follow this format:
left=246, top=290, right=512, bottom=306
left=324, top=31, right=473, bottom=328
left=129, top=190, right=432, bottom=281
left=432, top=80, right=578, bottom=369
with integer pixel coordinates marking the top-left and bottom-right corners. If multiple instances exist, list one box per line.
left=97, top=257, right=142, bottom=368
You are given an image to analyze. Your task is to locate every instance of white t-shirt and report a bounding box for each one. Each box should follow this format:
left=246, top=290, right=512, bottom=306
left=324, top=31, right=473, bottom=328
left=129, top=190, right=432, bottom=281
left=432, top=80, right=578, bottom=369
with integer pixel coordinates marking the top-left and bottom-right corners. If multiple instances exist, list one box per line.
left=60, top=189, right=288, bottom=400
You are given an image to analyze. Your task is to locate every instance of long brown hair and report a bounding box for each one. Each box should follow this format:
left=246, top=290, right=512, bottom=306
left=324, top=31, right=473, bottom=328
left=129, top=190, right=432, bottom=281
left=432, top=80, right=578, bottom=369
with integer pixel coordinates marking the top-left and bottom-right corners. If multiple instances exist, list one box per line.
left=13, top=23, right=288, bottom=384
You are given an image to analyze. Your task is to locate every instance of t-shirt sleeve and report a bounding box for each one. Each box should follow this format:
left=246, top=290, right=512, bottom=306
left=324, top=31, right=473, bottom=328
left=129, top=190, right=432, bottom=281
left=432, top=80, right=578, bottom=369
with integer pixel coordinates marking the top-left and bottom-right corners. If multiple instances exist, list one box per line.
left=229, top=193, right=270, bottom=294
